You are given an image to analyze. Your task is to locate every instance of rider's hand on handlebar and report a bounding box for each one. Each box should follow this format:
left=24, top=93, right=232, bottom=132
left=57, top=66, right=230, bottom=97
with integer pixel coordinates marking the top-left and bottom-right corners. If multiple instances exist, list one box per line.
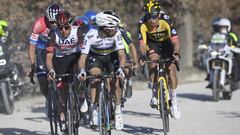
left=138, top=54, right=147, bottom=66
left=173, top=53, right=180, bottom=62
left=78, top=69, right=87, bottom=81
left=48, top=69, right=56, bottom=80
left=27, top=63, right=35, bottom=84
left=116, top=67, right=125, bottom=80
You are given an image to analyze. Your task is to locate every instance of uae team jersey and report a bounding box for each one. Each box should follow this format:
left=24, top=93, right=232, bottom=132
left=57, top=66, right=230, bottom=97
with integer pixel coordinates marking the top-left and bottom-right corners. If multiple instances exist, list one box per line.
left=81, top=28, right=124, bottom=55
left=29, top=16, right=50, bottom=49
left=47, top=26, right=81, bottom=57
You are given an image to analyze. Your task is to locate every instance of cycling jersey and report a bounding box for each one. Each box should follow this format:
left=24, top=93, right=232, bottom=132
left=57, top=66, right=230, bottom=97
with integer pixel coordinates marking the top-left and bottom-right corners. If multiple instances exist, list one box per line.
left=47, top=26, right=85, bottom=57
left=119, top=27, right=132, bottom=55
left=29, top=16, right=50, bottom=49
left=139, top=19, right=178, bottom=49
left=81, top=28, right=124, bottom=55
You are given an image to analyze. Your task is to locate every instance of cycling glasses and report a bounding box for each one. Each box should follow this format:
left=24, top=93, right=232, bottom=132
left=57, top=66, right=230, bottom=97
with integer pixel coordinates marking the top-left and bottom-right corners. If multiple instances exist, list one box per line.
left=59, top=25, right=71, bottom=31
left=49, top=21, right=57, bottom=24
left=146, top=15, right=159, bottom=20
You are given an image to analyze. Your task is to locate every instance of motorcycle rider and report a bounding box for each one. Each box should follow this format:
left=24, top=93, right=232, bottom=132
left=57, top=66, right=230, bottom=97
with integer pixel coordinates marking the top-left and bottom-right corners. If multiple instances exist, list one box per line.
left=218, top=18, right=240, bottom=90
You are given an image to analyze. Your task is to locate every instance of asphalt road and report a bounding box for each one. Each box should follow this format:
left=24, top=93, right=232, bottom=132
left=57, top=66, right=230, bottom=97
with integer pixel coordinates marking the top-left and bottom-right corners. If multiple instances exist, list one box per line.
left=0, top=81, right=240, bottom=135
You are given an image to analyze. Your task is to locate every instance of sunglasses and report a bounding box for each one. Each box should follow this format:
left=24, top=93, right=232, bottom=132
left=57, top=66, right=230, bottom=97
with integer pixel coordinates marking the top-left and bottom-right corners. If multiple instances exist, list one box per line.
left=146, top=15, right=159, bottom=20
left=59, top=25, right=71, bottom=31
left=49, top=21, right=57, bottom=24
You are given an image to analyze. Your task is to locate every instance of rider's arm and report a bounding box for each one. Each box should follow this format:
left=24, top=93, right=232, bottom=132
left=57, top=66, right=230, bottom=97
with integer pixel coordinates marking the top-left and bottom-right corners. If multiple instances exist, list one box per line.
left=28, top=44, right=36, bottom=65
left=138, top=24, right=148, bottom=55
left=115, top=30, right=126, bottom=67
left=46, top=31, right=56, bottom=71
left=78, top=30, right=93, bottom=69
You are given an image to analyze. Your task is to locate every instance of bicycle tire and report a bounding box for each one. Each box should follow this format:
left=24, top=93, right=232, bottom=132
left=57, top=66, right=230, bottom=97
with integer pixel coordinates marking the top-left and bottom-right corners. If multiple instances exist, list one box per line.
left=48, top=87, right=59, bottom=135
left=159, top=79, right=169, bottom=135
left=99, top=90, right=111, bottom=135
left=67, top=88, right=74, bottom=135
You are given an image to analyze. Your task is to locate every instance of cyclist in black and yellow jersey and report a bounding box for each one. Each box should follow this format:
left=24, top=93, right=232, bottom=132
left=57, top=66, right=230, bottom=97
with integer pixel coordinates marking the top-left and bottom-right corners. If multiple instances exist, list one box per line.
left=138, top=0, right=181, bottom=119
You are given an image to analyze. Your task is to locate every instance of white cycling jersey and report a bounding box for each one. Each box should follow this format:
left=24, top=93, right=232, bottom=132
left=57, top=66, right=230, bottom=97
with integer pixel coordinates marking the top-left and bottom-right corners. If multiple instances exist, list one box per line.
left=54, top=26, right=81, bottom=57
left=81, top=28, right=124, bottom=55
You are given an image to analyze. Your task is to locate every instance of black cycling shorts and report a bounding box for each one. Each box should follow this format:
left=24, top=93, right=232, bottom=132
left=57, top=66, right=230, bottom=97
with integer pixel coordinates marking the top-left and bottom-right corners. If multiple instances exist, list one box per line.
left=87, top=51, right=119, bottom=73
left=53, top=53, right=80, bottom=75
left=147, top=39, right=174, bottom=59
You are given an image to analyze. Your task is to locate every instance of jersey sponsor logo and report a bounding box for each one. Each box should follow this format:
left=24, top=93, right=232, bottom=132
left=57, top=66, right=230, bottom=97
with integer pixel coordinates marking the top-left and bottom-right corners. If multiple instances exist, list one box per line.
left=138, top=33, right=142, bottom=39
left=117, top=35, right=122, bottom=41
left=164, top=15, right=170, bottom=20
left=172, top=29, right=177, bottom=35
left=58, top=37, right=76, bottom=45
left=87, top=34, right=94, bottom=39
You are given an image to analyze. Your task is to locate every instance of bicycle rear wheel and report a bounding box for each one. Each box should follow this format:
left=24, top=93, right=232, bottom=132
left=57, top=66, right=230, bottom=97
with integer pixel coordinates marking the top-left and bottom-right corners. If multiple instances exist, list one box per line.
left=159, top=79, right=169, bottom=135
left=99, top=90, right=111, bottom=135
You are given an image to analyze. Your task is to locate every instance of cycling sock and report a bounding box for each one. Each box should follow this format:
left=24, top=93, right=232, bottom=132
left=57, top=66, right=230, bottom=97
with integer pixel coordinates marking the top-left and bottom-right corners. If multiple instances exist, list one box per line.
left=115, top=104, right=121, bottom=114
left=171, top=89, right=177, bottom=105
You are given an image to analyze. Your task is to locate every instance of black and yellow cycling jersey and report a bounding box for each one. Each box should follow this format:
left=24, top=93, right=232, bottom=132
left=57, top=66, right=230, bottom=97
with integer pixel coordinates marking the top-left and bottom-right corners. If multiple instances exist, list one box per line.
left=138, top=19, right=178, bottom=50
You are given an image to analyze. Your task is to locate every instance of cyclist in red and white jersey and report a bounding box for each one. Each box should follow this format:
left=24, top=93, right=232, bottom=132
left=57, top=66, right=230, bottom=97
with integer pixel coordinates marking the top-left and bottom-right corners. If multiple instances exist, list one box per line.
left=28, top=4, right=62, bottom=100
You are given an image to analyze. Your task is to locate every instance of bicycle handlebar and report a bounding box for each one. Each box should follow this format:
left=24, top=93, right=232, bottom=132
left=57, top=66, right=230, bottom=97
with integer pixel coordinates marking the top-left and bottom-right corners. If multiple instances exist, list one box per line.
left=144, top=59, right=180, bottom=71
left=86, top=74, right=116, bottom=80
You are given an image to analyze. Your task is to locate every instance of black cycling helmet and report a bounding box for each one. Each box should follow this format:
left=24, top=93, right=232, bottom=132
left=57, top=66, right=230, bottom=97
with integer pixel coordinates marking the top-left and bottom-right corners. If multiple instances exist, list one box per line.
left=56, top=10, right=73, bottom=27
left=143, top=0, right=161, bottom=16
left=46, top=4, right=62, bottom=22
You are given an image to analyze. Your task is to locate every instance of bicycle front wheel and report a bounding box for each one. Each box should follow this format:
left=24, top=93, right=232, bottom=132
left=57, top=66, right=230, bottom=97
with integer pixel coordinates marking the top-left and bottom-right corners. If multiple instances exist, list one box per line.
left=99, top=90, right=111, bottom=135
left=159, top=79, right=169, bottom=135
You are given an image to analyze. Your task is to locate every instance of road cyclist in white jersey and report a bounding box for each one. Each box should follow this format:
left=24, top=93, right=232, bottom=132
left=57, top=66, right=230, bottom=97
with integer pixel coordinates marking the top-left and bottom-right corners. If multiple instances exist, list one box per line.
left=78, top=10, right=126, bottom=130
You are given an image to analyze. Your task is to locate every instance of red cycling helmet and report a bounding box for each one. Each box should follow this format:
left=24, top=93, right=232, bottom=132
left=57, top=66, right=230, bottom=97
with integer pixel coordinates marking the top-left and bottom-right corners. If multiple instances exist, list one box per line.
left=56, top=10, right=73, bottom=27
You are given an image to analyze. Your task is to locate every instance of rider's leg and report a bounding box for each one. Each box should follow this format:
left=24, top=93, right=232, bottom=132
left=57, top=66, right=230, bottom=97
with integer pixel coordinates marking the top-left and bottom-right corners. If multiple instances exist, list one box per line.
left=148, top=53, right=160, bottom=108
left=167, top=63, right=181, bottom=119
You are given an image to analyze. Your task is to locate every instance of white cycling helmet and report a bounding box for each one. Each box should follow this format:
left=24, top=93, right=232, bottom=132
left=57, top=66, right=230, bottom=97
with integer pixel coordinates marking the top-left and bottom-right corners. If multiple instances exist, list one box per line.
left=46, top=4, right=62, bottom=22
left=96, top=10, right=121, bottom=27
left=218, top=18, right=231, bottom=32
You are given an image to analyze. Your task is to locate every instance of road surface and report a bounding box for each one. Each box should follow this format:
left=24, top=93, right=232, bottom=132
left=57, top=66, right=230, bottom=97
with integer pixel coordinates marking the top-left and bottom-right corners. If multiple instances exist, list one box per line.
left=0, top=81, right=240, bottom=135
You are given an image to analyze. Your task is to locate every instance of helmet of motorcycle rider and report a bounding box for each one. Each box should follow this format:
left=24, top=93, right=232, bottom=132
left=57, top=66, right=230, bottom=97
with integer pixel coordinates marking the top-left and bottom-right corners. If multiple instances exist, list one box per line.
left=46, top=4, right=63, bottom=22
left=218, top=18, right=231, bottom=34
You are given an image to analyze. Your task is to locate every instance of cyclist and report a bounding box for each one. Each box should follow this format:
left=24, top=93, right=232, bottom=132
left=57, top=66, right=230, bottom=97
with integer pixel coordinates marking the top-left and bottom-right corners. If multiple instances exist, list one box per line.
left=119, top=23, right=138, bottom=98
left=0, top=20, right=9, bottom=43
left=78, top=10, right=126, bottom=130
left=84, top=10, right=98, bottom=30
left=139, top=0, right=176, bottom=88
left=218, top=18, right=240, bottom=90
left=138, top=1, right=181, bottom=119
left=46, top=10, right=87, bottom=124
left=28, top=4, right=62, bottom=101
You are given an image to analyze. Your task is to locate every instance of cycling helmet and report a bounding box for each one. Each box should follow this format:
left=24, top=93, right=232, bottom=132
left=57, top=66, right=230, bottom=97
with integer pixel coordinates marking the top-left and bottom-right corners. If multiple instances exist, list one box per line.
left=218, top=18, right=231, bottom=32
left=73, top=16, right=89, bottom=26
left=46, top=4, right=62, bottom=21
left=96, top=10, right=121, bottom=27
left=56, top=10, right=73, bottom=27
left=84, top=10, right=97, bottom=22
left=143, top=0, right=161, bottom=16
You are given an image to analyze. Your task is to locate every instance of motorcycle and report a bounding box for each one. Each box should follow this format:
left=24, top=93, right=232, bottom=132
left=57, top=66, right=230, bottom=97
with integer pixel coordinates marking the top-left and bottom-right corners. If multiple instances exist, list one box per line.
left=0, top=41, right=25, bottom=114
left=206, top=34, right=233, bottom=101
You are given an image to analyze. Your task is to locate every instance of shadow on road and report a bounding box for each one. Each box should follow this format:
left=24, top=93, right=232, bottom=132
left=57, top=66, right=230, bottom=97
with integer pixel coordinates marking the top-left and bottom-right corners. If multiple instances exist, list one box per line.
left=0, top=128, right=47, bottom=135
left=24, top=116, right=48, bottom=122
left=216, top=111, right=240, bottom=118
left=123, top=110, right=160, bottom=119
left=122, top=124, right=162, bottom=135
left=30, top=106, right=45, bottom=113
left=178, top=93, right=213, bottom=101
